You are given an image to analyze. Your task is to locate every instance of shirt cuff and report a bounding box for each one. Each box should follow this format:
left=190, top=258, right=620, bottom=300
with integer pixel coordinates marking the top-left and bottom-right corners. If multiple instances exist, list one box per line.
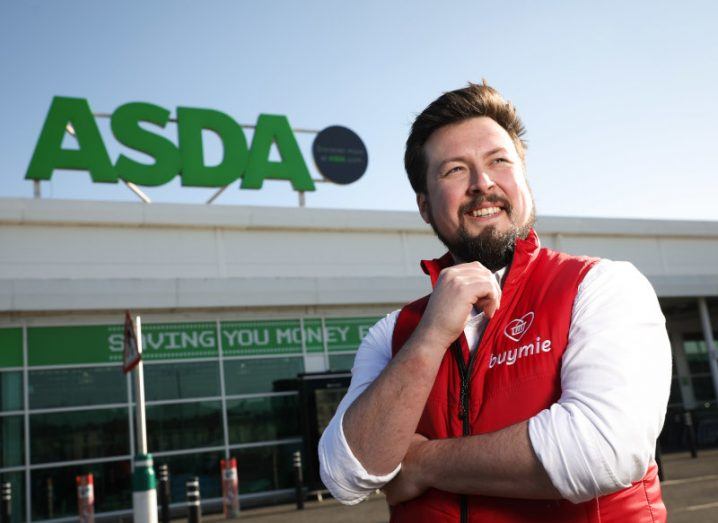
left=318, top=409, right=401, bottom=504
left=529, top=408, right=600, bottom=503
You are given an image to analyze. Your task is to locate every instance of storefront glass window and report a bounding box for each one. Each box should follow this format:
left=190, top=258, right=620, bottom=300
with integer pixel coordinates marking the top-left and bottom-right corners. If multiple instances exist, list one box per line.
left=226, top=395, right=299, bottom=444
left=153, top=451, right=223, bottom=502
left=29, top=367, right=126, bottom=409
left=0, top=415, right=24, bottom=467
left=682, top=339, right=717, bottom=403
left=0, top=371, right=23, bottom=411
left=0, top=471, right=25, bottom=523
left=142, top=361, right=220, bottom=401
left=684, top=340, right=708, bottom=371
left=223, top=357, right=304, bottom=395
left=146, top=401, right=223, bottom=453
left=235, top=442, right=302, bottom=494
left=31, top=460, right=131, bottom=520
left=328, top=353, right=356, bottom=372
left=30, top=408, right=129, bottom=463
left=692, top=376, right=717, bottom=403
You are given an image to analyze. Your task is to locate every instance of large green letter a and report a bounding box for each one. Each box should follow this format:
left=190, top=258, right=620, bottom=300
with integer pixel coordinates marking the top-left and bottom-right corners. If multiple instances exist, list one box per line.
left=241, top=114, right=315, bottom=191
left=25, top=97, right=116, bottom=183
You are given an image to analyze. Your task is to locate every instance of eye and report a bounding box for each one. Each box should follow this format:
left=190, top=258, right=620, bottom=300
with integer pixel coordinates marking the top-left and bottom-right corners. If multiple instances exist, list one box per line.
left=443, top=165, right=465, bottom=176
left=491, top=157, right=509, bottom=165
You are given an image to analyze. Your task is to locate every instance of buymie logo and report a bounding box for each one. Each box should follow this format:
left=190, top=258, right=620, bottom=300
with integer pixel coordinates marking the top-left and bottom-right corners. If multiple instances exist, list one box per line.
left=489, top=311, right=553, bottom=369
left=504, top=312, right=534, bottom=342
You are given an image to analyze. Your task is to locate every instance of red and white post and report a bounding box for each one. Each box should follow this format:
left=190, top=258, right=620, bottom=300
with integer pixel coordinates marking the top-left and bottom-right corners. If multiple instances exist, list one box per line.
left=76, top=474, right=94, bottom=523
left=221, top=458, right=239, bottom=518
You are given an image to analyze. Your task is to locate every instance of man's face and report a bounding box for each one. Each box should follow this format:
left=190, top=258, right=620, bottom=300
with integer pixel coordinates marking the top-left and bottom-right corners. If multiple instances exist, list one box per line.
left=417, top=116, right=535, bottom=271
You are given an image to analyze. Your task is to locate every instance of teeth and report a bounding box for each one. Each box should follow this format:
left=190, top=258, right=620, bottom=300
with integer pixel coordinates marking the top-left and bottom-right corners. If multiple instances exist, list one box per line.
left=471, top=206, right=501, bottom=217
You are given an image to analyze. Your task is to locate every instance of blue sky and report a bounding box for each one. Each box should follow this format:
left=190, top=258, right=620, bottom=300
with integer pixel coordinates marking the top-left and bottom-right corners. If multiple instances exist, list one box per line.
left=1, top=0, right=716, bottom=220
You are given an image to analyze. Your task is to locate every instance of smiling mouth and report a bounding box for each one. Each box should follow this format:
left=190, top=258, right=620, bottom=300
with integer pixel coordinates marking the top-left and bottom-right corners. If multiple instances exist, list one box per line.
left=468, top=206, right=502, bottom=218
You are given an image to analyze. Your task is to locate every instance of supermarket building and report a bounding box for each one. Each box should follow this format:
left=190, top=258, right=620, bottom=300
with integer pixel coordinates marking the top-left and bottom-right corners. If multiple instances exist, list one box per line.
left=1, top=196, right=718, bottom=521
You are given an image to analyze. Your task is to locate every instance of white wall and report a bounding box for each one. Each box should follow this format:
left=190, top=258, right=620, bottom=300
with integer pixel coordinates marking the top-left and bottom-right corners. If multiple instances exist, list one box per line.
left=1, top=197, right=717, bottom=313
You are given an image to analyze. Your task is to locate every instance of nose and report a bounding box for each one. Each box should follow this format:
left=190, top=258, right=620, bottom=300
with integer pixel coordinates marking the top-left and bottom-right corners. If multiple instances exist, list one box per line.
left=469, top=169, right=495, bottom=194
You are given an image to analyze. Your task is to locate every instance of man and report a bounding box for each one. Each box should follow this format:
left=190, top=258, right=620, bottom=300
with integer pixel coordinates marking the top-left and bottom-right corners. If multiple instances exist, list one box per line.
left=318, top=82, right=671, bottom=522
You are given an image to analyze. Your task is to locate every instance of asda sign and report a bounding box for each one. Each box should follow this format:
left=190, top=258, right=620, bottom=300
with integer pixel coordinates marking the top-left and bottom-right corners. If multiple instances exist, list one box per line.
left=25, top=96, right=368, bottom=191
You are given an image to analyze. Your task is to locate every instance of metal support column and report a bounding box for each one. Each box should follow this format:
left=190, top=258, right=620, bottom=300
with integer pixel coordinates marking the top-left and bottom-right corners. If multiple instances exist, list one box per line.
left=697, top=298, right=718, bottom=404
left=670, top=331, right=697, bottom=410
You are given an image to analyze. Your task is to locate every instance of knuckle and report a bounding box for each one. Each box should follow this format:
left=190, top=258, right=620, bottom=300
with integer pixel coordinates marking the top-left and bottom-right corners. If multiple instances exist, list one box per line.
left=438, top=268, right=455, bottom=283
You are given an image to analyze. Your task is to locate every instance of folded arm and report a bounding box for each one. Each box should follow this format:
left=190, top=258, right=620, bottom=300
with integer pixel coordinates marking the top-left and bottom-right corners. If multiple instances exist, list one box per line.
left=319, top=262, right=502, bottom=504
left=317, top=311, right=401, bottom=504
left=342, top=262, right=502, bottom=476
left=319, top=314, right=448, bottom=503
left=384, top=421, right=560, bottom=505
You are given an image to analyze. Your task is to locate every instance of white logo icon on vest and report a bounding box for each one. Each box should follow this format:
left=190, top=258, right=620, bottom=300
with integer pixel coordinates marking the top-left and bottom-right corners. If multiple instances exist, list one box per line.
left=504, top=312, right=534, bottom=342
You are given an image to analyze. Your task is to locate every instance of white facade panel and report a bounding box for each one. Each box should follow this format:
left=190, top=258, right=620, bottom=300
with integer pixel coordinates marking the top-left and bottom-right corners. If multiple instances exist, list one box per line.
left=400, top=231, right=447, bottom=273
left=536, top=234, right=557, bottom=250
left=1, top=197, right=718, bottom=313
left=0, top=225, right=222, bottom=279
left=221, top=230, right=413, bottom=278
left=557, top=235, right=666, bottom=276
left=659, top=238, right=718, bottom=276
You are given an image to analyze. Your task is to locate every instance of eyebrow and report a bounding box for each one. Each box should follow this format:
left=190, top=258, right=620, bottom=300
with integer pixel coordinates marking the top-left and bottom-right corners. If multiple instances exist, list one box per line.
left=483, top=147, right=510, bottom=158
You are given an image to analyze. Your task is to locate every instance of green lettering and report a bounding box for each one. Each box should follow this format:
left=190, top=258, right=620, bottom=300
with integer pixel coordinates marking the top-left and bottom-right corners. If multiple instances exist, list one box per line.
left=25, top=96, right=116, bottom=182
left=177, top=107, right=248, bottom=187
left=242, top=114, right=315, bottom=191
left=111, top=102, right=180, bottom=186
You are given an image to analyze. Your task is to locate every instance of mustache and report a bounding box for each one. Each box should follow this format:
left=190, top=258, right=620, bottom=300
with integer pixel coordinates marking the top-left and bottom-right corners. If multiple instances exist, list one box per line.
left=459, top=194, right=512, bottom=215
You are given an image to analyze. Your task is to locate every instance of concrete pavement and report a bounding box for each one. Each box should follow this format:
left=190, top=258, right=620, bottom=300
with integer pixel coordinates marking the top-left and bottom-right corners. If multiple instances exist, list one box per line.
left=661, top=449, right=718, bottom=523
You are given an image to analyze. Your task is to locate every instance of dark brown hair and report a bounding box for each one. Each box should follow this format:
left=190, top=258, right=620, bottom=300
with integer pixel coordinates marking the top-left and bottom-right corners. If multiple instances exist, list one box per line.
left=404, top=81, right=527, bottom=194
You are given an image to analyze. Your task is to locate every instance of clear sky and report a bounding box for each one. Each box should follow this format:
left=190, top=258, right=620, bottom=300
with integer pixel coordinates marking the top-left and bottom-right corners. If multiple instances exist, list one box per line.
left=1, top=0, right=716, bottom=220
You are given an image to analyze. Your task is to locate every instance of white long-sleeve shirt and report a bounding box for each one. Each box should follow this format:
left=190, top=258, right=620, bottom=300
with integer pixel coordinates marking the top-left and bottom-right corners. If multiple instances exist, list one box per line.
left=318, top=259, right=672, bottom=504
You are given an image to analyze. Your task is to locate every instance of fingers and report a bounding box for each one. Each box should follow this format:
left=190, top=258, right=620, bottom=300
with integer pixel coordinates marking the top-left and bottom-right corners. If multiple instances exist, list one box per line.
left=476, top=280, right=501, bottom=318
left=439, top=266, right=501, bottom=301
left=475, top=278, right=501, bottom=317
left=476, top=297, right=499, bottom=319
left=445, top=265, right=500, bottom=318
left=419, top=262, right=503, bottom=346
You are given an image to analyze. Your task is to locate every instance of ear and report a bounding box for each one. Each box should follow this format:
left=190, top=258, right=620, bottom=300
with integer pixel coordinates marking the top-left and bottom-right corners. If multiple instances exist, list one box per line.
left=416, top=193, right=431, bottom=224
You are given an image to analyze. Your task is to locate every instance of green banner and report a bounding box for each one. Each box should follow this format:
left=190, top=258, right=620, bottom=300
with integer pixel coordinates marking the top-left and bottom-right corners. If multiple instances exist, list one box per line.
left=324, top=317, right=379, bottom=352
left=220, top=317, right=379, bottom=356
left=0, top=328, right=23, bottom=368
left=221, top=320, right=304, bottom=356
left=27, top=322, right=218, bottom=366
left=23, top=317, right=380, bottom=366
left=301, top=319, right=323, bottom=353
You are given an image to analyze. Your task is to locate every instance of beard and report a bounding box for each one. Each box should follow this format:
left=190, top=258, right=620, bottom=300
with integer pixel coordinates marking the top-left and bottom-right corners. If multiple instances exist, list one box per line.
left=427, top=194, right=536, bottom=272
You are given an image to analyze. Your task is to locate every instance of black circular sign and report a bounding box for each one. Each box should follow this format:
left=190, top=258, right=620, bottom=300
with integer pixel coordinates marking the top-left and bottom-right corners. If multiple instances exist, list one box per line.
left=312, top=126, right=368, bottom=185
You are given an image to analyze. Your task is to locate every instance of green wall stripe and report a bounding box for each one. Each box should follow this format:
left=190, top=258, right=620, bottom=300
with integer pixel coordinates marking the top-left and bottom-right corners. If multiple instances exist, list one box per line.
left=0, top=328, right=23, bottom=368
left=25, top=317, right=382, bottom=367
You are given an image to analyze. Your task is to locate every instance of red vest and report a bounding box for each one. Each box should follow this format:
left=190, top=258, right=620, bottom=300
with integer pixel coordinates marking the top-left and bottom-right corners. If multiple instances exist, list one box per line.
left=390, top=230, right=665, bottom=523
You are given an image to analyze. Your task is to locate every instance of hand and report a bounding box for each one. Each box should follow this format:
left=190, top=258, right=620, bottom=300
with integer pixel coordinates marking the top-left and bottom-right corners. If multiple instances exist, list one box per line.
left=417, top=261, right=501, bottom=347
left=383, top=434, right=430, bottom=506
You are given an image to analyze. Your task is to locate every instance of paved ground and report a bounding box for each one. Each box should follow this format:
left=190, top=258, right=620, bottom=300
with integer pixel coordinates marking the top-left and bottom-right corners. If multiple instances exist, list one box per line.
left=179, top=450, right=718, bottom=523
left=660, top=449, right=718, bottom=523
